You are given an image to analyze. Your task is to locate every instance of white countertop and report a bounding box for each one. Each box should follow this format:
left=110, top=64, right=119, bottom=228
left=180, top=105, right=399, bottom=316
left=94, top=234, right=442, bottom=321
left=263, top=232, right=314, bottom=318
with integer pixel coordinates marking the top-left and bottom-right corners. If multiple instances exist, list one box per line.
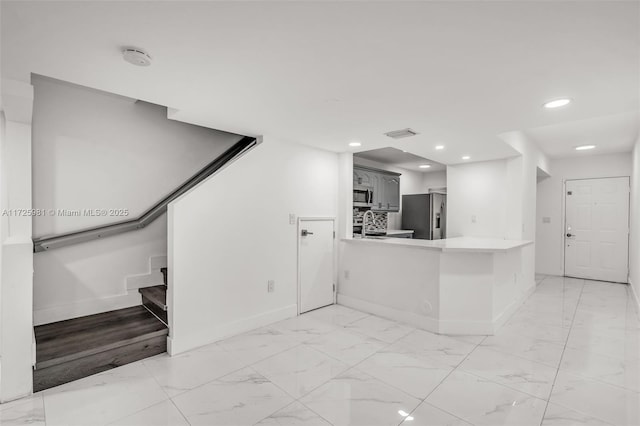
left=385, top=229, right=415, bottom=235
left=344, top=236, right=532, bottom=253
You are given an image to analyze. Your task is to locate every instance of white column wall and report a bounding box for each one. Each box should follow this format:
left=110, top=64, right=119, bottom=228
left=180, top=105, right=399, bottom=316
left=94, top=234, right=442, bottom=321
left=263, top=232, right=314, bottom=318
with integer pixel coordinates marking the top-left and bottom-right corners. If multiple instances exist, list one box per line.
left=630, top=136, right=640, bottom=310
left=447, top=131, right=548, bottom=308
left=338, top=152, right=353, bottom=240
left=0, top=79, right=34, bottom=401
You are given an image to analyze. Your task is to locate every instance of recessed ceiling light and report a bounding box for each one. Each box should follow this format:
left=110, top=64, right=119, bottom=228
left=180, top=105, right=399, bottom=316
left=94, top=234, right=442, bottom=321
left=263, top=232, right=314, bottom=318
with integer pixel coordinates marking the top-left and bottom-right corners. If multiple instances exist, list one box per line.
left=575, top=145, right=596, bottom=151
left=435, top=145, right=445, bottom=150
left=348, top=142, right=361, bottom=147
left=462, top=156, right=471, bottom=160
left=543, top=98, right=571, bottom=109
left=402, top=150, right=408, bottom=153
left=419, top=164, right=431, bottom=169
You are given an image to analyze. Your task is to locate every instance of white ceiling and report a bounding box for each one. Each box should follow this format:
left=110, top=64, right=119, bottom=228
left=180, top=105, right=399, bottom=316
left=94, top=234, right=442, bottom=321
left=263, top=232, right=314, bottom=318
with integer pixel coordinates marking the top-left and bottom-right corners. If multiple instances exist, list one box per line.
left=524, top=111, right=639, bottom=159
left=355, top=147, right=446, bottom=173
left=2, top=1, right=639, bottom=165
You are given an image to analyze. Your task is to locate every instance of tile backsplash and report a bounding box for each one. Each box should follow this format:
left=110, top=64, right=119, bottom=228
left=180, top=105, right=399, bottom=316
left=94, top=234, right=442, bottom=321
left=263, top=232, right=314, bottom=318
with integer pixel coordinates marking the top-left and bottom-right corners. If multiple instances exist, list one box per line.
left=354, top=208, right=388, bottom=232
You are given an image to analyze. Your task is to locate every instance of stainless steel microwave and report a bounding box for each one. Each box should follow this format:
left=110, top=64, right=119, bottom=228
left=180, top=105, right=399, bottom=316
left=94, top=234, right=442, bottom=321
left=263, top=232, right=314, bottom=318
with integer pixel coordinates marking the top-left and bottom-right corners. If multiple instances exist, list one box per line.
left=353, top=185, right=374, bottom=207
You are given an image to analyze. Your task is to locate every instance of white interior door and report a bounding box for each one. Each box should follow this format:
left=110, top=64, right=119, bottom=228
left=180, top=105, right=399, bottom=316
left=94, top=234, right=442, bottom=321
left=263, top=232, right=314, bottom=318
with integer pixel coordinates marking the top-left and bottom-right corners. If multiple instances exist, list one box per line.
left=565, top=177, right=629, bottom=283
left=299, top=218, right=335, bottom=314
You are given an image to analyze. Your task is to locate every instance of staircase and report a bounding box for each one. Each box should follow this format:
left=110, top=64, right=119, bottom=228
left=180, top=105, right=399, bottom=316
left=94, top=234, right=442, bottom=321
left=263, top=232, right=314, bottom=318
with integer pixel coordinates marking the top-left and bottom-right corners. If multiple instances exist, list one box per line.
left=33, top=268, right=169, bottom=392
left=139, top=267, right=168, bottom=325
left=30, top=137, right=258, bottom=393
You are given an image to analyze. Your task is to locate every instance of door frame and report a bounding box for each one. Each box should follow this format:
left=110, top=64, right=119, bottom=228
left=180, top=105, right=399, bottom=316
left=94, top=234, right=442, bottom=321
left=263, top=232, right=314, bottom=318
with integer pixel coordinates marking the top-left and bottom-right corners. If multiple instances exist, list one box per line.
left=562, top=176, right=631, bottom=280
left=296, top=217, right=337, bottom=315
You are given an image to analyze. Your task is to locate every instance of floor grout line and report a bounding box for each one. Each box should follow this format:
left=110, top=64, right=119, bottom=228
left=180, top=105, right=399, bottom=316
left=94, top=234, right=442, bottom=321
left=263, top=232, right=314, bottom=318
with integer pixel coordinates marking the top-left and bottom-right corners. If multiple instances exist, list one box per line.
left=395, top=334, right=489, bottom=426
left=538, top=278, right=586, bottom=426
left=28, top=283, right=639, bottom=426
left=139, top=360, right=193, bottom=425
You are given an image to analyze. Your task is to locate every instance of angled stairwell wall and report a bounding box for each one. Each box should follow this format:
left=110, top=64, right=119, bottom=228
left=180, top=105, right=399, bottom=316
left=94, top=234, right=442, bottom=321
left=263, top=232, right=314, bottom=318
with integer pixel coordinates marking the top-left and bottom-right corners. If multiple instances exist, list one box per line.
left=32, top=76, right=243, bottom=324
left=168, top=137, right=340, bottom=355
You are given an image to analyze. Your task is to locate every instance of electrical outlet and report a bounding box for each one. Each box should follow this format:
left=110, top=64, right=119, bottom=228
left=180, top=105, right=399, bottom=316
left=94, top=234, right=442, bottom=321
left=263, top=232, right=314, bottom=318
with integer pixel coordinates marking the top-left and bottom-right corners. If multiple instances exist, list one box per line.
left=267, top=280, right=275, bottom=292
left=344, top=270, right=350, bottom=279
left=289, top=214, right=296, bottom=225
left=471, top=215, right=477, bottom=224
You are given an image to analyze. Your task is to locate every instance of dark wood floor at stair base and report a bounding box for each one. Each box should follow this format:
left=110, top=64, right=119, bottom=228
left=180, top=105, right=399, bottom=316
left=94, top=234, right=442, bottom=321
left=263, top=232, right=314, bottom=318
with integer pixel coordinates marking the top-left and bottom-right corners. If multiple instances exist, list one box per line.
left=35, top=306, right=167, bottom=367
left=33, top=334, right=166, bottom=393
left=34, top=306, right=168, bottom=392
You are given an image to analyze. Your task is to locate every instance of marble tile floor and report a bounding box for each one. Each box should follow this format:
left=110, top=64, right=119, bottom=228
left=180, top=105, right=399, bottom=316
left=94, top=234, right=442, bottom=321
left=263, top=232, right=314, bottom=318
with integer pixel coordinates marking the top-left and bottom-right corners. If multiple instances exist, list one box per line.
left=2, top=276, right=639, bottom=426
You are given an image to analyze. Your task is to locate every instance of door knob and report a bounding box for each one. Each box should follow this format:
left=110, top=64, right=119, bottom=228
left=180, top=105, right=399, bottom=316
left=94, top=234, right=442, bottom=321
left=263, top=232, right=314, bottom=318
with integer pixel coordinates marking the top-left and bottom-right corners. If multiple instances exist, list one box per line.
left=301, top=229, right=314, bottom=236
left=566, top=233, right=573, bottom=237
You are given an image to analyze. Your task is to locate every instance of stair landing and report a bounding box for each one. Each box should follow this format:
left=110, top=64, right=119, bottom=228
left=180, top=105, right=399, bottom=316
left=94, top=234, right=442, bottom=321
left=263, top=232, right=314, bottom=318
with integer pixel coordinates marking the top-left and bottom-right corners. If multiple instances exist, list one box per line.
left=34, top=305, right=168, bottom=392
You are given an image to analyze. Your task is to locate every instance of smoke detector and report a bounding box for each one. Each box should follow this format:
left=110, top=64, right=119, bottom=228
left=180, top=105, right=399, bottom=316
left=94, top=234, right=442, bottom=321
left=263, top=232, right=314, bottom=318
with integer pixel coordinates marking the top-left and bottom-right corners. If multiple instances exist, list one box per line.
left=384, top=128, right=419, bottom=139
left=122, top=47, right=152, bottom=67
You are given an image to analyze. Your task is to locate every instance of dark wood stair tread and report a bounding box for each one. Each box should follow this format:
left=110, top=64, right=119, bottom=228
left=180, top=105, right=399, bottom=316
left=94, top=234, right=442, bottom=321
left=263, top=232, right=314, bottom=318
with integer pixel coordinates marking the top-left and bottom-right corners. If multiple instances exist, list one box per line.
left=139, top=285, right=167, bottom=311
left=35, top=305, right=167, bottom=369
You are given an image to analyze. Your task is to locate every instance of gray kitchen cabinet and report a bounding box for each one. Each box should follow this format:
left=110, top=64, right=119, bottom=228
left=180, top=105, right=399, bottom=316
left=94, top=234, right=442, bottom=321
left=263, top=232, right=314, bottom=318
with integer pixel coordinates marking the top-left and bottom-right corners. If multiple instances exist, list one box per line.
left=371, top=173, right=383, bottom=209
left=382, top=175, right=400, bottom=211
left=353, top=166, right=400, bottom=212
left=354, top=168, right=374, bottom=187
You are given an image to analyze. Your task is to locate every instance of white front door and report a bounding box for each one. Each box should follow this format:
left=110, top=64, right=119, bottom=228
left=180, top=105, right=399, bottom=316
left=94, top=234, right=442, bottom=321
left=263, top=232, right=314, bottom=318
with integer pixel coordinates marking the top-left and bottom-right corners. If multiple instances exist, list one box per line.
left=565, top=177, right=629, bottom=283
left=299, top=219, right=335, bottom=314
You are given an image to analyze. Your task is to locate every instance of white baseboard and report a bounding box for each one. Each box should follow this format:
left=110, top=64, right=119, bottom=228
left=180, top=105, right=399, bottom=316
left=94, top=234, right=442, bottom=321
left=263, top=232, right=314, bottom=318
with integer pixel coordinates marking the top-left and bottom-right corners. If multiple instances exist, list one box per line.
left=167, top=304, right=297, bottom=356
left=437, top=318, right=493, bottom=335
left=338, top=282, right=536, bottom=336
left=126, top=272, right=165, bottom=290
left=150, top=255, right=168, bottom=270
left=337, top=294, right=439, bottom=332
left=33, top=292, right=141, bottom=325
left=338, top=292, right=491, bottom=335
left=126, top=255, right=167, bottom=290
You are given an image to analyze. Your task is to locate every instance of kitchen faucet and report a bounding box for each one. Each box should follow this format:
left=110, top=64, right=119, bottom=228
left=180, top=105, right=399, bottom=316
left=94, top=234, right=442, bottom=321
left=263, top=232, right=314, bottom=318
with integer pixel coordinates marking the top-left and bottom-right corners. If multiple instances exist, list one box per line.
left=362, top=210, right=375, bottom=238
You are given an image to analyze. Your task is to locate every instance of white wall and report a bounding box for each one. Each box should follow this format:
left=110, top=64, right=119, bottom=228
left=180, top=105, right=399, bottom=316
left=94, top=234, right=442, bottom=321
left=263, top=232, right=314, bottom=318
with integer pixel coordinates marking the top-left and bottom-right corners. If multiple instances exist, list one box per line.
left=535, top=153, right=633, bottom=276
left=0, top=79, right=35, bottom=401
left=447, top=132, right=548, bottom=295
left=500, top=131, right=550, bottom=294
left=339, top=242, right=441, bottom=326
left=337, top=152, right=354, bottom=239
left=31, top=76, right=241, bottom=323
left=423, top=170, right=447, bottom=192
left=630, top=137, right=640, bottom=310
left=169, top=137, right=339, bottom=354
left=446, top=159, right=508, bottom=238
left=353, top=157, right=426, bottom=230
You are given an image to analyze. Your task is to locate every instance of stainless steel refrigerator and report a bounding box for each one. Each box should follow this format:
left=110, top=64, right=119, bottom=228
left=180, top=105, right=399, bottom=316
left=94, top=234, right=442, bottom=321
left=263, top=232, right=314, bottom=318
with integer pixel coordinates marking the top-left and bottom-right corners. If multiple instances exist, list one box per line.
left=401, top=193, right=447, bottom=240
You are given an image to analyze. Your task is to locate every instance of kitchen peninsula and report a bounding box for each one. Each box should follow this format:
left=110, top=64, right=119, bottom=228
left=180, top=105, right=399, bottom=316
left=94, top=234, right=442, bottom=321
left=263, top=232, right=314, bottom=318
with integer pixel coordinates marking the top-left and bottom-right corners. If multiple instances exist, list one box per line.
left=338, top=237, right=534, bottom=335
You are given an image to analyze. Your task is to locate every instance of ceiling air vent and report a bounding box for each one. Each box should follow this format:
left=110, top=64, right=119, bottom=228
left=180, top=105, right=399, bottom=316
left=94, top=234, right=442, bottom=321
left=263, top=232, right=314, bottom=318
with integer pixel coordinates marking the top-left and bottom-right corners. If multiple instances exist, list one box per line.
left=384, top=128, right=419, bottom=139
